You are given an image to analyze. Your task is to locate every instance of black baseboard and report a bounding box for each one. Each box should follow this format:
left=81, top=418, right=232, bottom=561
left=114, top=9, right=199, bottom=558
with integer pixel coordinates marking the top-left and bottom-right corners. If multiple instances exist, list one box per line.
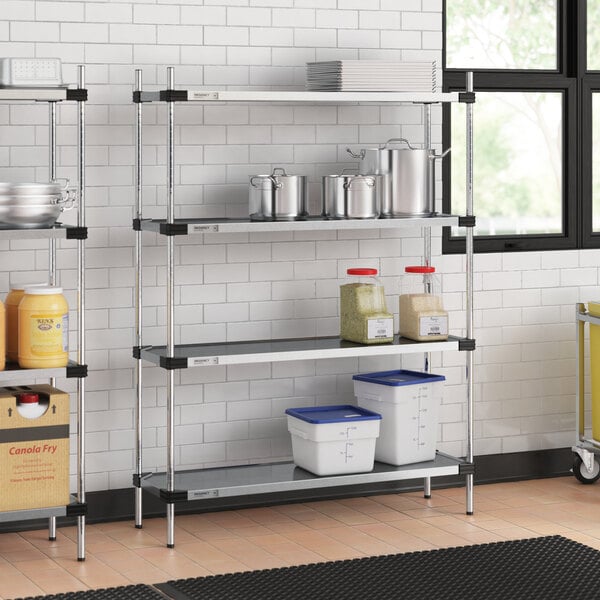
left=0, top=447, right=575, bottom=534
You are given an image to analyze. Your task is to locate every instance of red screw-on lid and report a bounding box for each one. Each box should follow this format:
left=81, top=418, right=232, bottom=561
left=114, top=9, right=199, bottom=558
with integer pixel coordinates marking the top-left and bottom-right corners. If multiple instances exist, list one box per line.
left=17, top=393, right=39, bottom=404
left=347, top=268, right=378, bottom=276
left=405, top=266, right=435, bottom=273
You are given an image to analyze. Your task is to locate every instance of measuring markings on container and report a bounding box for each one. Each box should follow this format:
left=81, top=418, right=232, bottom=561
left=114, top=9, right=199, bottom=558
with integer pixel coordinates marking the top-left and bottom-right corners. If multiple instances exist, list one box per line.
left=189, top=357, right=219, bottom=367
left=189, top=91, right=219, bottom=101
left=190, top=224, right=219, bottom=233
left=189, top=489, right=219, bottom=500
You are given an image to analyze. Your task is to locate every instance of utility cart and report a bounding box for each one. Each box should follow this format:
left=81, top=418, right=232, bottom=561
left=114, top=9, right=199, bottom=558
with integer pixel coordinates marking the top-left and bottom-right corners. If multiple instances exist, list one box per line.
left=573, top=303, right=600, bottom=483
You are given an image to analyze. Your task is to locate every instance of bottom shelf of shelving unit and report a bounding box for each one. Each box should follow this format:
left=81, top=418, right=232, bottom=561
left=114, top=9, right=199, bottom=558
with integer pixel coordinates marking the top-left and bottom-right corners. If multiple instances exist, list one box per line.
left=141, top=453, right=472, bottom=503
left=0, top=498, right=86, bottom=523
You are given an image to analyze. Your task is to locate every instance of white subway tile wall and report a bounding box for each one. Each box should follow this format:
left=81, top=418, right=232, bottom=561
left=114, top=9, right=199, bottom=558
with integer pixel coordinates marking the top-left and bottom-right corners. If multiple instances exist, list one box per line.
left=1, top=1, right=585, bottom=494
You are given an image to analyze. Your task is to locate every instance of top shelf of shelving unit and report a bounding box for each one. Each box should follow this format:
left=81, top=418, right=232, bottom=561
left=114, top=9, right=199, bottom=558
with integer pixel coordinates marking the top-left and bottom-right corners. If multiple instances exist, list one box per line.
left=134, top=90, right=472, bottom=104
left=0, top=88, right=87, bottom=102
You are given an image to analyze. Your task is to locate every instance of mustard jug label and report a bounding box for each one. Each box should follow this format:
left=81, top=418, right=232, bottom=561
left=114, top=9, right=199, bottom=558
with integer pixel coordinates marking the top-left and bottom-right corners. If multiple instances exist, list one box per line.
left=30, top=313, right=68, bottom=356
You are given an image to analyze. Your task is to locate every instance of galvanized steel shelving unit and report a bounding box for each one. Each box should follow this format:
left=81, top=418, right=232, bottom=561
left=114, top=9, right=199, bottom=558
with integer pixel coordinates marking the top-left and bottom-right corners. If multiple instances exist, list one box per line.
left=132, top=67, right=476, bottom=548
left=0, top=68, right=88, bottom=561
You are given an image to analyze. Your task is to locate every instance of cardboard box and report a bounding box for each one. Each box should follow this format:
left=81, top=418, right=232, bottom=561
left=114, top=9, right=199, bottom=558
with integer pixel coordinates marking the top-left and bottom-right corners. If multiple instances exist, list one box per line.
left=0, top=384, right=70, bottom=512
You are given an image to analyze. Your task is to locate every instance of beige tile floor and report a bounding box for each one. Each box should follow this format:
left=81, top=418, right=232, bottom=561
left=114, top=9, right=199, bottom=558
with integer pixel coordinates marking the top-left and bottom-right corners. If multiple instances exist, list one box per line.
left=1, top=475, right=599, bottom=599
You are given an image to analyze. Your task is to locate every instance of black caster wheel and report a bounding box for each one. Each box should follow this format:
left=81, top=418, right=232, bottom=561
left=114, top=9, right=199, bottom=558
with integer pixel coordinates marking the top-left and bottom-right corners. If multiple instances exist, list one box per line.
left=573, top=453, right=600, bottom=484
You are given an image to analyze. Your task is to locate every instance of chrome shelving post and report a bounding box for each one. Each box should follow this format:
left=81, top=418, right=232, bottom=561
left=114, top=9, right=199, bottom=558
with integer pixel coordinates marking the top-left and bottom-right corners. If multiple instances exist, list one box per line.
left=76, top=65, right=87, bottom=560
left=166, top=66, right=176, bottom=548
left=422, top=102, right=432, bottom=499
left=48, top=100, right=58, bottom=542
left=465, top=72, right=475, bottom=515
left=134, top=69, right=144, bottom=530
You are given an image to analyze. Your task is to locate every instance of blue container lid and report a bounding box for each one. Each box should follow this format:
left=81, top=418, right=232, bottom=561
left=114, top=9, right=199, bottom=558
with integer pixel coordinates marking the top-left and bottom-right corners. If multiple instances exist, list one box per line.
left=285, top=404, right=381, bottom=424
left=352, top=369, right=445, bottom=387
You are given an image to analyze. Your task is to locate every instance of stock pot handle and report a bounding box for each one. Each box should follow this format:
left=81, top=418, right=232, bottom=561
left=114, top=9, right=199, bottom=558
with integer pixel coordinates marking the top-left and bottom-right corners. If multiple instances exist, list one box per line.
left=250, top=175, right=281, bottom=189
left=346, top=148, right=366, bottom=160
left=343, top=176, right=375, bottom=190
left=431, top=147, right=452, bottom=160
left=271, top=167, right=288, bottom=177
left=381, top=138, right=417, bottom=150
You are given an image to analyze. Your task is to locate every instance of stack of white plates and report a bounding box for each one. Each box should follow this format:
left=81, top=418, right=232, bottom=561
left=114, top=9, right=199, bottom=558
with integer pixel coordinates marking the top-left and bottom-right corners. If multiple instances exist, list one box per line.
left=306, top=61, right=436, bottom=92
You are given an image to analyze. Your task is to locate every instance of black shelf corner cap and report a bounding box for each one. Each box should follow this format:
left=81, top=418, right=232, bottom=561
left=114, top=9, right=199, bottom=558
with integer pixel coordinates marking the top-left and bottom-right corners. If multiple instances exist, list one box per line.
left=159, top=222, right=188, bottom=236
left=132, top=346, right=141, bottom=359
left=458, top=215, right=476, bottom=228
left=133, top=472, right=152, bottom=487
left=459, top=461, right=476, bottom=475
left=132, top=218, right=142, bottom=231
left=132, top=91, right=143, bottom=104
left=159, top=488, right=188, bottom=503
left=458, top=338, right=476, bottom=351
left=159, top=356, right=188, bottom=370
left=458, top=91, right=476, bottom=104
left=66, top=502, right=87, bottom=517
left=66, top=88, right=88, bottom=102
left=65, top=226, right=88, bottom=240
left=159, top=89, right=187, bottom=102
left=66, top=363, right=88, bottom=378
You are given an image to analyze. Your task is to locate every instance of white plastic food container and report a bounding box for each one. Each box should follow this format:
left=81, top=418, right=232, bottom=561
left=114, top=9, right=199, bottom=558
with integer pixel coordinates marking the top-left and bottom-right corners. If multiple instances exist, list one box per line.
left=353, top=369, right=445, bottom=466
left=285, top=404, right=381, bottom=476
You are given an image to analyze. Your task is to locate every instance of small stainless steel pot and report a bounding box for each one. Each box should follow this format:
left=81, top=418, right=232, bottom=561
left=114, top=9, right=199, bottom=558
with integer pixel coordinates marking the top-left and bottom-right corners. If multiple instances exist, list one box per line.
left=249, top=167, right=308, bottom=221
left=347, top=138, right=450, bottom=217
left=322, top=174, right=382, bottom=219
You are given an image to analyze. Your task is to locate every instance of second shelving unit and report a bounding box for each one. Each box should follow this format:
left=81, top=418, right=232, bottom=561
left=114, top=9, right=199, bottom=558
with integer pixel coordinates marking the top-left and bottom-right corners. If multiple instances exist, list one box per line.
left=132, top=67, right=476, bottom=548
left=0, top=69, right=88, bottom=560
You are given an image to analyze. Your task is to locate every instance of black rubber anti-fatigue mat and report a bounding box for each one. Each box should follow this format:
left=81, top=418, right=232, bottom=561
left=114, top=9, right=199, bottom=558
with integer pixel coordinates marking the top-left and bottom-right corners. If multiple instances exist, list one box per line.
left=15, top=584, right=165, bottom=600
left=156, top=536, right=600, bottom=600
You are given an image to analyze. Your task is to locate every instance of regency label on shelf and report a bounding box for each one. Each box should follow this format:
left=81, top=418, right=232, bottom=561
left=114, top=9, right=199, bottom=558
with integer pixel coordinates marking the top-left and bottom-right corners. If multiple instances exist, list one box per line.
left=189, top=357, right=220, bottom=367
left=190, top=224, right=220, bottom=233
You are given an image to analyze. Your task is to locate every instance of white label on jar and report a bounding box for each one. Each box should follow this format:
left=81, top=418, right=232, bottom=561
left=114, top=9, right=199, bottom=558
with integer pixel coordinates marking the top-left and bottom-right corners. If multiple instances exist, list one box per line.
left=419, top=315, right=448, bottom=337
left=367, top=318, right=393, bottom=339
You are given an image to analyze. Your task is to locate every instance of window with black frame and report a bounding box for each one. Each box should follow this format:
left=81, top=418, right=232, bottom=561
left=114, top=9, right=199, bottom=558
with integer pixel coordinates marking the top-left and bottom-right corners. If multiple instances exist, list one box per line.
left=443, top=0, right=584, bottom=253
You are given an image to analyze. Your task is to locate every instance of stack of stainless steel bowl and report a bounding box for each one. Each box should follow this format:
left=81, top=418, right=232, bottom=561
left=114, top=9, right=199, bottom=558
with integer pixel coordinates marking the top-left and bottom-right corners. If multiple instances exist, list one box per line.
left=0, top=180, right=76, bottom=228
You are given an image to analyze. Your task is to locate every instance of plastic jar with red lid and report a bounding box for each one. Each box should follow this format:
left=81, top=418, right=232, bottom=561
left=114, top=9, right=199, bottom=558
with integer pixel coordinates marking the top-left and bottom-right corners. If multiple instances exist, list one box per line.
left=340, top=268, right=394, bottom=344
left=399, top=265, right=448, bottom=341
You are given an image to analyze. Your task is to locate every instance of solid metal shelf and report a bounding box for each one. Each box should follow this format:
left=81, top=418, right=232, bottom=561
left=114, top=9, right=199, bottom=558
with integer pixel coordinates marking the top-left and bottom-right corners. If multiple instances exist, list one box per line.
left=0, top=360, right=87, bottom=383
left=0, top=224, right=87, bottom=240
left=140, top=335, right=464, bottom=369
left=136, top=90, right=462, bottom=104
left=137, top=215, right=459, bottom=236
left=141, top=454, right=470, bottom=502
left=0, top=88, right=86, bottom=102
left=0, top=499, right=86, bottom=523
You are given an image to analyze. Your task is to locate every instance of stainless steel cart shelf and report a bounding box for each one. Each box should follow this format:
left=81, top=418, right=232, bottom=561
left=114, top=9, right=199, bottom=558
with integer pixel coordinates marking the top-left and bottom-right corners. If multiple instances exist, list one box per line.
left=0, top=71, right=87, bottom=561
left=136, top=90, right=463, bottom=104
left=142, top=454, right=471, bottom=502
left=137, top=215, right=459, bottom=235
left=140, top=335, right=465, bottom=369
left=132, top=67, right=476, bottom=549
